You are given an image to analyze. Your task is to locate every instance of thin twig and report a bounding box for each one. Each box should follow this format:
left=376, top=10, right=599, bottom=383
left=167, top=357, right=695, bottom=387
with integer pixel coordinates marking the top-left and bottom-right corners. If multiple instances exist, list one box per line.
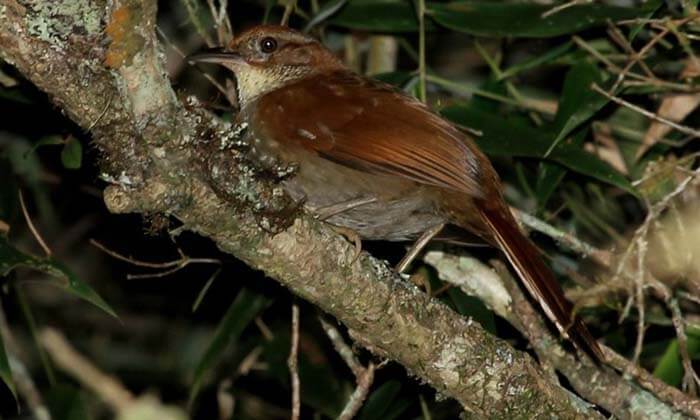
left=206, top=0, right=232, bottom=45
left=90, top=239, right=220, bottom=279
left=591, top=83, right=700, bottom=139
left=0, top=302, right=50, bottom=420
left=574, top=36, right=696, bottom=93
left=8, top=357, right=50, bottom=420
left=89, top=239, right=218, bottom=268
left=156, top=27, right=235, bottom=106
left=255, top=317, right=274, bottom=341
left=182, top=0, right=215, bottom=47
left=191, top=267, right=222, bottom=312
left=40, top=328, right=134, bottom=411
left=602, top=344, right=700, bottom=418
left=607, top=24, right=666, bottom=92
left=319, top=317, right=363, bottom=377
left=419, top=394, right=432, bottom=420
left=658, top=18, right=700, bottom=75
left=572, top=35, right=622, bottom=72
left=288, top=303, right=300, bottom=420
left=217, top=379, right=235, bottom=420
left=618, top=15, right=700, bottom=26
left=512, top=208, right=612, bottom=267
left=631, top=221, right=648, bottom=367
left=338, top=362, right=375, bottom=420
left=319, top=316, right=377, bottom=419
left=617, top=164, right=700, bottom=300
left=18, top=190, right=51, bottom=257
left=663, top=293, right=700, bottom=395
left=86, top=94, right=114, bottom=132
left=611, top=163, right=700, bottom=371
left=281, top=0, right=298, bottom=26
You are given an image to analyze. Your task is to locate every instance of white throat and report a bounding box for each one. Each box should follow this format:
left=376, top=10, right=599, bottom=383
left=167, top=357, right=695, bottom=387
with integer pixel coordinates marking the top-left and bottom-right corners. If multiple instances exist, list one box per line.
left=233, top=64, right=311, bottom=108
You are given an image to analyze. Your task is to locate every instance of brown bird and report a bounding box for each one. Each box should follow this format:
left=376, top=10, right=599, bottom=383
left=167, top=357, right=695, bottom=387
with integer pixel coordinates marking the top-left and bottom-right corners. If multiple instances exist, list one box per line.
left=189, top=25, right=603, bottom=360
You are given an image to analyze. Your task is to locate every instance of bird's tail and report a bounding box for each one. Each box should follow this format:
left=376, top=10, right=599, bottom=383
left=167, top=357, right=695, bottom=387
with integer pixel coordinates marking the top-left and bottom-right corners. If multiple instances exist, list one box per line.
left=479, top=204, right=603, bottom=361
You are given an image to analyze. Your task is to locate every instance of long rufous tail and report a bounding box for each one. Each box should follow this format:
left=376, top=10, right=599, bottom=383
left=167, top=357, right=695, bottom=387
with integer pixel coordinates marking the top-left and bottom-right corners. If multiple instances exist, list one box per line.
left=479, top=204, right=603, bottom=361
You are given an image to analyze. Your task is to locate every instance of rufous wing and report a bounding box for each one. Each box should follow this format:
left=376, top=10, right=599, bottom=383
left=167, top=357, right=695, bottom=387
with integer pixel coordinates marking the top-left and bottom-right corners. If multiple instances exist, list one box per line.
left=253, top=71, right=485, bottom=198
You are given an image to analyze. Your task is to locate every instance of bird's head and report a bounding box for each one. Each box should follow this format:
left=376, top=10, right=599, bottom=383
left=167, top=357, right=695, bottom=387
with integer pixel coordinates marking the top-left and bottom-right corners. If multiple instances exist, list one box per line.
left=188, top=25, right=345, bottom=107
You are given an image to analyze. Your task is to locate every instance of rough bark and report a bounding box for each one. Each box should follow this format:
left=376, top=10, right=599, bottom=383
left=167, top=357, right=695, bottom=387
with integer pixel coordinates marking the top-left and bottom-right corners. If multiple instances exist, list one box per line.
left=0, top=1, right=675, bottom=418
left=426, top=251, right=698, bottom=419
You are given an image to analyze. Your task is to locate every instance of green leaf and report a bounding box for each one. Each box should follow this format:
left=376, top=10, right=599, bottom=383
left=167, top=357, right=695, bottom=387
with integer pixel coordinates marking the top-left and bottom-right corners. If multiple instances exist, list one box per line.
left=653, top=327, right=700, bottom=387
left=545, top=63, right=611, bottom=157
left=500, top=41, right=573, bottom=80
left=553, top=62, right=606, bottom=132
left=358, top=380, right=409, bottom=420
left=0, top=325, right=17, bottom=404
left=191, top=267, right=222, bottom=312
left=426, top=1, right=661, bottom=38
left=537, top=61, right=606, bottom=206
left=45, top=259, right=117, bottom=318
left=629, top=2, right=663, bottom=40
left=0, top=236, right=29, bottom=275
left=440, top=105, right=635, bottom=194
left=0, top=88, right=33, bottom=104
left=330, top=0, right=422, bottom=32
left=60, top=137, right=82, bottom=170
left=26, top=135, right=64, bottom=156
left=0, top=237, right=117, bottom=318
left=304, top=0, right=349, bottom=32
left=189, top=288, right=270, bottom=405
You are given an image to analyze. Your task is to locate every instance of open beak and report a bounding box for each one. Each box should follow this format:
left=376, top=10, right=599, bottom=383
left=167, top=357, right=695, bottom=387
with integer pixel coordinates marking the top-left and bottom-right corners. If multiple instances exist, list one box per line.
left=186, top=48, right=244, bottom=66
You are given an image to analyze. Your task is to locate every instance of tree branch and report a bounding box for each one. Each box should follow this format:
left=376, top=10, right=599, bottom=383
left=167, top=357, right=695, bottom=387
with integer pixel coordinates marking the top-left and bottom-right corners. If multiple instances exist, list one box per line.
left=425, top=250, right=699, bottom=419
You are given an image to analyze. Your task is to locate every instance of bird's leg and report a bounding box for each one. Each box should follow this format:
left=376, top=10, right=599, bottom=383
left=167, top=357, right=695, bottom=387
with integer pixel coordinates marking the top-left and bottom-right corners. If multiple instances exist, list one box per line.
left=256, top=194, right=306, bottom=234
left=312, top=197, right=378, bottom=221
left=396, top=223, right=446, bottom=274
left=306, top=197, right=378, bottom=263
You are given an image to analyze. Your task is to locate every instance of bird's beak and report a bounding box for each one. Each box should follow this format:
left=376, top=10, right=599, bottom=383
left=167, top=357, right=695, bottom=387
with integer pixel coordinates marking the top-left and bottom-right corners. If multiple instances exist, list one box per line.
left=187, top=48, right=245, bottom=66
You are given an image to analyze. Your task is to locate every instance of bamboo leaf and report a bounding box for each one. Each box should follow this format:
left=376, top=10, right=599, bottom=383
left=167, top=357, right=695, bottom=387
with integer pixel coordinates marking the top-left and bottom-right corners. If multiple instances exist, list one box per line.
left=427, top=1, right=661, bottom=38
left=189, top=288, right=270, bottom=405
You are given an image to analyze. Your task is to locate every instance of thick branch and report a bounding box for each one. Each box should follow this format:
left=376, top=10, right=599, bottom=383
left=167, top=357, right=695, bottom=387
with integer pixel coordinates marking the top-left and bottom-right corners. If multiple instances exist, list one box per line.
left=0, top=0, right=607, bottom=417
left=426, top=250, right=698, bottom=419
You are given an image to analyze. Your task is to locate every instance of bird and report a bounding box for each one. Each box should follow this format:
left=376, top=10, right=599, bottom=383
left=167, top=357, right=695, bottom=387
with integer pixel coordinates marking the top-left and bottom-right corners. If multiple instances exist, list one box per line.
left=188, top=24, right=603, bottom=361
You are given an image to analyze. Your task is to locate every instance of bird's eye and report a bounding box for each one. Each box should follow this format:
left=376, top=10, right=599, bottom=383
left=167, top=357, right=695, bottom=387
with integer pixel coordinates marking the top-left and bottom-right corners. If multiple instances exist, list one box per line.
left=260, top=37, right=278, bottom=53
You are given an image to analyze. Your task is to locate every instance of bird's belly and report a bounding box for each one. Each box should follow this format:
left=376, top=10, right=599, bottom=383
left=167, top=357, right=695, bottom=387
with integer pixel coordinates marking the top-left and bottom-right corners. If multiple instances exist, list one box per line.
left=247, top=125, right=445, bottom=240
left=254, top=149, right=442, bottom=241
left=284, top=160, right=444, bottom=241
